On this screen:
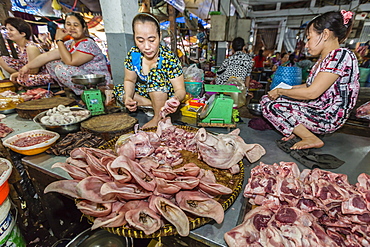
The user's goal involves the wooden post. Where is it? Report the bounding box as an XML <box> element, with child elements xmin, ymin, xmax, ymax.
<box><xmin>142</xmin><ymin>0</ymin><xmax>150</xmax><ymax>13</ymax></box>
<box><xmin>0</xmin><ymin>0</ymin><xmax>11</xmax><ymax>56</ymax></box>
<box><xmin>168</xmin><ymin>4</ymin><xmax>177</xmax><ymax>53</ymax></box>
<box><xmin>0</xmin><ymin>0</ymin><xmax>11</xmax><ymax>24</ymax></box>
<box><xmin>0</xmin><ymin>35</ymin><xmax>9</xmax><ymax>56</ymax></box>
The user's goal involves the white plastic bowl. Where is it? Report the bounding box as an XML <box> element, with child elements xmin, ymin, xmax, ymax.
<box><xmin>3</xmin><ymin>130</ymin><xmax>60</xmax><ymax>155</ymax></box>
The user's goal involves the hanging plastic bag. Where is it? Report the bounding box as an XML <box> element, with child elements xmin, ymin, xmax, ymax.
<box><xmin>227</xmin><ymin>76</ymin><xmax>247</xmax><ymax>107</ymax></box>
<box><xmin>270</xmin><ymin>66</ymin><xmax>302</xmax><ymax>90</ymax></box>
<box><xmin>183</xmin><ymin>64</ymin><xmax>204</xmax><ymax>83</ymax></box>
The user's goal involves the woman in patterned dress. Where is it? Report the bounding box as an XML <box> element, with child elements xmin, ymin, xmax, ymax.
<box><xmin>0</xmin><ymin>17</ymin><xmax>54</xmax><ymax>87</ymax></box>
<box><xmin>215</xmin><ymin>37</ymin><xmax>253</xmax><ymax>88</ymax></box>
<box><xmin>113</xmin><ymin>13</ymin><xmax>186</xmax><ymax>129</ymax></box>
<box><xmin>261</xmin><ymin>10</ymin><xmax>359</xmax><ymax>150</ymax></box>
<box><xmin>19</xmin><ymin>12</ymin><xmax>112</xmax><ymax>95</ymax></box>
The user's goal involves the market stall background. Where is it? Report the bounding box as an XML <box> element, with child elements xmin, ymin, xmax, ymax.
<box><xmin>0</xmin><ymin>0</ymin><xmax>370</xmax><ymax>246</ymax></box>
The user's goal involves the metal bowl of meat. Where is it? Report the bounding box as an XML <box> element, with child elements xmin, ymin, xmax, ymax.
<box><xmin>3</xmin><ymin>130</ymin><xmax>60</xmax><ymax>155</ymax></box>
<box><xmin>71</xmin><ymin>74</ymin><xmax>106</xmax><ymax>86</ymax></box>
<box><xmin>248</xmin><ymin>103</ymin><xmax>262</xmax><ymax>116</ymax></box>
<box><xmin>33</xmin><ymin>106</ymin><xmax>91</xmax><ymax>135</ymax></box>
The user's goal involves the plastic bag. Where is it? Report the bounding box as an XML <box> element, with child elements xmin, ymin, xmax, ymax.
<box><xmin>183</xmin><ymin>64</ymin><xmax>204</xmax><ymax>82</ymax></box>
<box><xmin>270</xmin><ymin>66</ymin><xmax>302</xmax><ymax>90</ymax></box>
<box><xmin>227</xmin><ymin>76</ymin><xmax>247</xmax><ymax>107</ymax></box>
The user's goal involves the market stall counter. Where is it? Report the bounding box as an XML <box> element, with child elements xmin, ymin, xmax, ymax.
<box><xmin>1</xmin><ymin>109</ymin><xmax>370</xmax><ymax>246</ymax></box>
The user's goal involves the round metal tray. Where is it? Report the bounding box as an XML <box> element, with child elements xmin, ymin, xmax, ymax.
<box><xmin>0</xmin><ymin>108</ymin><xmax>16</xmax><ymax>114</ymax></box>
<box><xmin>66</xmin><ymin>228</ymin><xmax>132</xmax><ymax>247</ymax></box>
<box><xmin>71</xmin><ymin>74</ymin><xmax>106</xmax><ymax>86</ymax></box>
<box><xmin>84</xmin><ymin>125</ymin><xmax>244</xmax><ymax>238</ymax></box>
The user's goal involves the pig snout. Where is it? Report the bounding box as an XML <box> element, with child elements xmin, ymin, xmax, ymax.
<box><xmin>196</xmin><ymin>128</ymin><xmax>207</xmax><ymax>142</ymax></box>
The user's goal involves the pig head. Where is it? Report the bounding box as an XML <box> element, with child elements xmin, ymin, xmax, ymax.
<box><xmin>194</xmin><ymin>128</ymin><xmax>266</xmax><ymax>172</ymax></box>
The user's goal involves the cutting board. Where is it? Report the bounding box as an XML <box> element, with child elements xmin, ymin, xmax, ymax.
<box><xmin>16</xmin><ymin>97</ymin><xmax>76</xmax><ymax>119</ymax></box>
<box><xmin>80</xmin><ymin>112</ymin><xmax>138</xmax><ymax>141</ymax></box>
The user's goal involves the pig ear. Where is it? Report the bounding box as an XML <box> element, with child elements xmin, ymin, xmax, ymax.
<box><xmin>244</xmin><ymin>144</ymin><xmax>266</xmax><ymax>163</ymax></box>
<box><xmin>229</xmin><ymin>128</ymin><xmax>240</xmax><ymax>135</ymax></box>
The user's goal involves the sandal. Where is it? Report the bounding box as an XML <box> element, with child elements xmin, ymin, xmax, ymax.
<box><xmin>275</xmin><ymin>137</ymin><xmax>301</xmax><ymax>154</ymax></box>
<box><xmin>290</xmin><ymin>149</ymin><xmax>345</xmax><ymax>169</ymax></box>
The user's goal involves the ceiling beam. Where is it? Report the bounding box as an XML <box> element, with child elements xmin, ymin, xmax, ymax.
<box><xmin>248</xmin><ymin>1</ymin><xmax>369</xmax><ymax>18</ymax></box>
<box><xmin>231</xmin><ymin>0</ymin><xmax>246</xmax><ymax>18</ymax></box>
<box><xmin>241</xmin><ymin>0</ymin><xmax>309</xmax><ymax>5</ymax></box>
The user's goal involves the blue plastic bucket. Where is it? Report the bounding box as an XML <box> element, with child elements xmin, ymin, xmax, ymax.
<box><xmin>185</xmin><ymin>82</ymin><xmax>203</xmax><ymax>97</ymax></box>
<box><xmin>359</xmin><ymin>67</ymin><xmax>370</xmax><ymax>84</ymax></box>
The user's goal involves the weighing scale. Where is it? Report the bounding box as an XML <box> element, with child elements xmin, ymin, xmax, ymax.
<box><xmin>197</xmin><ymin>84</ymin><xmax>241</xmax><ymax>128</ymax></box>
<box><xmin>71</xmin><ymin>74</ymin><xmax>106</xmax><ymax>116</ymax></box>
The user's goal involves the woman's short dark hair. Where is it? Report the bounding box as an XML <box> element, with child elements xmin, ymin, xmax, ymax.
<box><xmin>65</xmin><ymin>12</ymin><xmax>89</xmax><ymax>35</ymax></box>
<box><xmin>132</xmin><ymin>13</ymin><xmax>160</xmax><ymax>37</ymax></box>
<box><xmin>5</xmin><ymin>17</ymin><xmax>32</xmax><ymax>40</ymax></box>
<box><xmin>305</xmin><ymin>10</ymin><xmax>353</xmax><ymax>43</ymax></box>
<box><xmin>232</xmin><ymin>37</ymin><xmax>245</xmax><ymax>51</ymax></box>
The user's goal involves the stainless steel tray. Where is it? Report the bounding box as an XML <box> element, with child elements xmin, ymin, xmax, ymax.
<box><xmin>0</xmin><ymin>108</ymin><xmax>16</xmax><ymax>114</ymax></box>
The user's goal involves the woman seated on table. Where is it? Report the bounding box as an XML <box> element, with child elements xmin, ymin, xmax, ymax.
<box><xmin>19</xmin><ymin>12</ymin><xmax>112</xmax><ymax>96</ymax></box>
<box><xmin>261</xmin><ymin>10</ymin><xmax>359</xmax><ymax>150</ymax></box>
<box><xmin>112</xmin><ymin>13</ymin><xmax>186</xmax><ymax>129</ymax></box>
<box><xmin>0</xmin><ymin>17</ymin><xmax>54</xmax><ymax>87</ymax></box>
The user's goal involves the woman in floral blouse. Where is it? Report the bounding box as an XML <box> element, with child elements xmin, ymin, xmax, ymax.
<box><xmin>0</xmin><ymin>17</ymin><xmax>54</xmax><ymax>87</ymax></box>
<box><xmin>113</xmin><ymin>13</ymin><xmax>186</xmax><ymax>129</ymax></box>
<box><xmin>19</xmin><ymin>12</ymin><xmax>112</xmax><ymax>95</ymax></box>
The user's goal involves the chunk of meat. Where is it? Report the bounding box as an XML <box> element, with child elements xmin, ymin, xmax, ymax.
<box><xmin>152</xmin><ymin>196</ymin><xmax>189</xmax><ymax>237</ymax></box>
<box><xmin>52</xmin><ymin>162</ymin><xmax>88</xmax><ymax>180</ymax></box>
<box><xmin>44</xmin><ymin>180</ymin><xmax>80</xmax><ymax>199</ymax></box>
<box><xmin>125</xmin><ymin>201</ymin><xmax>162</xmax><ymax>235</ymax></box>
<box><xmin>76</xmin><ymin>200</ymin><xmax>112</xmax><ymax>217</ymax></box>
<box><xmin>176</xmin><ymin>191</ymin><xmax>224</xmax><ymax>224</ymax></box>
<box><xmin>224</xmin><ymin>206</ymin><xmax>274</xmax><ymax>246</ymax></box>
<box><xmin>100</xmin><ymin>182</ymin><xmax>152</xmax><ymax>200</ymax></box>
<box><xmin>76</xmin><ymin>176</ymin><xmax>116</xmax><ymax>203</ymax></box>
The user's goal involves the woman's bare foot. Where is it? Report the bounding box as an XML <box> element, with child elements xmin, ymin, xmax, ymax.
<box><xmin>141</xmin><ymin>118</ymin><xmax>160</xmax><ymax>129</ymax></box>
<box><xmin>290</xmin><ymin>136</ymin><xmax>324</xmax><ymax>150</ymax></box>
<box><xmin>282</xmin><ymin>134</ymin><xmax>296</xmax><ymax>141</ymax></box>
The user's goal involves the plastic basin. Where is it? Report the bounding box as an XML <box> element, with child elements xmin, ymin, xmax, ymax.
<box><xmin>185</xmin><ymin>82</ymin><xmax>203</xmax><ymax>97</ymax></box>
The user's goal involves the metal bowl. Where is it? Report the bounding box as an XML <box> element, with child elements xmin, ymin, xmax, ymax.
<box><xmin>66</xmin><ymin>228</ymin><xmax>132</xmax><ymax>247</ymax></box>
<box><xmin>248</xmin><ymin>103</ymin><xmax>262</xmax><ymax>116</ymax></box>
<box><xmin>71</xmin><ymin>74</ymin><xmax>106</xmax><ymax>86</ymax></box>
<box><xmin>33</xmin><ymin>107</ymin><xmax>91</xmax><ymax>135</ymax></box>
<box><xmin>0</xmin><ymin>108</ymin><xmax>16</xmax><ymax>114</ymax></box>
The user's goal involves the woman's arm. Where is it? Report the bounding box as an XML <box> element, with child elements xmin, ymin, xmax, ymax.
<box><xmin>123</xmin><ymin>68</ymin><xmax>138</xmax><ymax>111</ymax></box>
<box><xmin>26</xmin><ymin>45</ymin><xmax>42</xmax><ymax>74</ymax></box>
<box><xmin>291</xmin><ymin>84</ymin><xmax>307</xmax><ymax>89</ymax></box>
<box><xmin>19</xmin><ymin>49</ymin><xmax>60</xmax><ymax>77</ymax></box>
<box><xmin>56</xmin><ymin>40</ymin><xmax>93</xmax><ymax>66</ymax></box>
<box><xmin>268</xmin><ymin>72</ymin><xmax>339</xmax><ymax>100</ymax></box>
<box><xmin>170</xmin><ymin>74</ymin><xmax>186</xmax><ymax>102</ymax></box>
<box><xmin>0</xmin><ymin>57</ymin><xmax>17</xmax><ymax>74</ymax></box>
